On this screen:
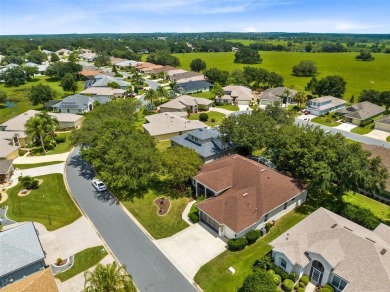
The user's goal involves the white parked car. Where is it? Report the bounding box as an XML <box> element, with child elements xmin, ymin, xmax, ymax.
<box><xmin>92</xmin><ymin>179</ymin><xmax>107</xmax><ymax>192</ymax></box>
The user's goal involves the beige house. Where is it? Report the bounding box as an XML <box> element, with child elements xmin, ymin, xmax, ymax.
<box><xmin>80</xmin><ymin>87</ymin><xmax>125</xmax><ymax>99</ymax></box>
<box><xmin>271</xmin><ymin>207</ymin><xmax>390</xmax><ymax>292</ymax></box>
<box><xmin>0</xmin><ymin>160</ymin><xmax>14</xmax><ymax>183</ymax></box>
<box><xmin>306</xmin><ymin>96</ymin><xmax>346</xmax><ymax>116</ymax></box>
<box><xmin>259</xmin><ymin>87</ymin><xmax>297</xmax><ymax>107</ymax></box>
<box><xmin>220</xmin><ymin>86</ymin><xmax>253</xmax><ymax>105</ymax></box>
<box><xmin>194</xmin><ymin>155</ymin><xmax>307</xmax><ymax>238</ymax></box>
<box><xmin>337</xmin><ymin>101</ymin><xmax>385</xmax><ymax>125</ymax></box>
<box><xmin>142</xmin><ymin>112</ymin><xmax>207</xmax><ymax>140</ymax></box>
<box><xmin>375</xmin><ymin>115</ymin><xmax>390</xmax><ymax>132</ymax></box>
<box><xmin>171</xmin><ymin>71</ymin><xmax>204</xmax><ymax>83</ymax></box>
<box><xmin>159</xmin><ymin>95</ymin><xmax>213</xmax><ymax>113</ymax></box>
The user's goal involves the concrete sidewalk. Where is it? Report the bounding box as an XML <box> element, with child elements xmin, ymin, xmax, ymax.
<box><xmin>209</xmin><ymin>107</ymin><xmax>234</xmax><ymax>115</ymax></box>
<box><xmin>14</xmin><ymin>152</ymin><xmax>70</xmax><ymax>164</ymax></box>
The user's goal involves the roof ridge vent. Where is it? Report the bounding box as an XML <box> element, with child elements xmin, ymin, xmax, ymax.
<box><xmin>380</xmin><ymin>248</ymin><xmax>387</xmax><ymax>255</ymax></box>
<box><xmin>331</xmin><ymin>224</ymin><xmax>338</xmax><ymax>229</ymax></box>
<box><xmin>344</xmin><ymin>226</ymin><xmax>353</xmax><ymax>232</ymax></box>
<box><xmin>260</xmin><ymin>169</ymin><xmax>266</xmax><ymax>172</ymax></box>
<box><xmin>242</xmin><ymin>193</ymin><xmax>248</xmax><ymax>197</ymax></box>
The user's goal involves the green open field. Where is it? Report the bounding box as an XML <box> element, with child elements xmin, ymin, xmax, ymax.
<box><xmin>0</xmin><ymin>76</ymin><xmax>84</xmax><ymax>124</ymax></box>
<box><xmin>173</xmin><ymin>51</ymin><xmax>390</xmax><ymax>99</ymax></box>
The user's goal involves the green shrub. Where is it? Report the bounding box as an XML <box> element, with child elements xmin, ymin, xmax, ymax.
<box><xmin>253</xmin><ymin>255</ymin><xmax>275</xmax><ymax>271</ymax></box>
<box><xmin>273</xmin><ymin>274</ymin><xmax>282</xmax><ymax>285</ymax></box>
<box><xmin>289</xmin><ymin>272</ymin><xmax>298</xmax><ymax>282</ymax></box>
<box><xmin>275</xmin><ymin>266</ymin><xmax>289</xmax><ymax>280</ymax></box>
<box><xmin>239</xmin><ymin>270</ymin><xmax>276</xmax><ymax>292</ymax></box>
<box><xmin>282</xmin><ymin>279</ymin><xmax>294</xmax><ymax>292</ymax></box>
<box><xmin>227</xmin><ymin>237</ymin><xmax>248</xmax><ymax>251</ymax></box>
<box><xmin>55</xmin><ymin>135</ymin><xmax>66</xmax><ymax>143</ymax></box>
<box><xmin>341</xmin><ymin>204</ymin><xmax>381</xmax><ymax>230</ymax></box>
<box><xmin>323</xmin><ymin>284</ymin><xmax>335</xmax><ymax>292</ymax></box>
<box><xmin>297</xmin><ymin>288</ymin><xmax>305</xmax><ymax>292</ymax></box>
<box><xmin>245</xmin><ymin>229</ymin><xmax>260</xmax><ymax>245</ymax></box>
<box><xmin>319</xmin><ymin>288</ymin><xmax>332</xmax><ymax>292</ymax></box>
<box><xmin>265</xmin><ymin>222</ymin><xmax>272</xmax><ymax>233</ymax></box>
<box><xmin>19</xmin><ymin>176</ymin><xmax>39</xmax><ymax>190</ymax></box>
<box><xmin>267</xmin><ymin>269</ymin><xmax>275</xmax><ymax>276</ymax></box>
<box><xmin>199</xmin><ymin>113</ymin><xmax>209</xmax><ymax>121</ymax></box>
<box><xmin>188</xmin><ymin>211</ymin><xmax>199</xmax><ymax>223</ymax></box>
<box><xmin>300</xmin><ymin>275</ymin><xmax>310</xmax><ymax>285</ymax></box>
<box><xmin>299</xmin><ymin>281</ymin><xmax>306</xmax><ymax>288</ymax></box>
<box><xmin>210</xmin><ymin>118</ymin><xmax>216</xmax><ymax>123</ymax></box>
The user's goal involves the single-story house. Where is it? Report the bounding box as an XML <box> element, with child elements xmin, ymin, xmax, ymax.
<box><xmin>142</xmin><ymin>112</ymin><xmax>207</xmax><ymax>140</ymax></box>
<box><xmin>171</xmin><ymin>71</ymin><xmax>204</xmax><ymax>83</ymax></box>
<box><xmin>24</xmin><ymin>62</ymin><xmax>48</xmax><ymax>74</ymax></box>
<box><xmin>152</xmin><ymin>65</ymin><xmax>176</xmax><ymax>74</ymax></box>
<box><xmin>375</xmin><ymin>115</ymin><xmax>390</xmax><ymax>133</ymax></box>
<box><xmin>306</xmin><ymin>96</ymin><xmax>346</xmax><ymax>116</ymax></box>
<box><xmin>221</xmin><ymin>85</ymin><xmax>253</xmax><ymax>105</ymax></box>
<box><xmin>167</xmin><ymin>69</ymin><xmax>187</xmax><ymax>77</ymax></box>
<box><xmin>159</xmin><ymin>95</ymin><xmax>212</xmax><ymax>113</ymax></box>
<box><xmin>79</xmin><ymin>52</ymin><xmax>96</xmax><ymax>62</ymax></box>
<box><xmin>90</xmin><ymin>75</ymin><xmax>130</xmax><ymax>90</ymax></box>
<box><xmin>0</xmin><ymin>159</ymin><xmax>14</xmax><ymax>183</ymax></box>
<box><xmin>259</xmin><ymin>87</ymin><xmax>297</xmax><ymax>107</ymax></box>
<box><xmin>0</xmin><ymin>110</ymin><xmax>83</xmax><ymax>132</ymax></box>
<box><xmin>175</xmin><ymin>80</ymin><xmax>213</xmax><ymax>94</ymax></box>
<box><xmin>170</xmin><ymin>128</ymin><xmax>235</xmax><ymax>163</ymax></box>
<box><xmin>0</xmin><ymin>137</ymin><xmax>19</xmax><ymax>160</ymax></box>
<box><xmin>362</xmin><ymin>145</ymin><xmax>390</xmax><ymax>195</ymax></box>
<box><xmin>80</xmin><ymin>87</ymin><xmax>125</xmax><ymax>100</ymax></box>
<box><xmin>1</xmin><ymin>269</ymin><xmax>58</xmax><ymax>292</ymax></box>
<box><xmin>337</xmin><ymin>101</ymin><xmax>385</xmax><ymax>125</ymax></box>
<box><xmin>51</xmin><ymin>94</ymin><xmax>94</xmax><ymax>114</ymax></box>
<box><xmin>135</xmin><ymin>62</ymin><xmax>163</xmax><ymax>74</ymax></box>
<box><xmin>41</xmin><ymin>49</ymin><xmax>53</xmax><ymax>55</ymax></box>
<box><xmin>78</xmin><ymin>69</ymin><xmax>103</xmax><ymax>78</ymax></box>
<box><xmin>115</xmin><ymin>60</ymin><xmax>139</xmax><ymax>69</ymax></box>
<box><xmin>0</xmin><ymin>222</ymin><xmax>46</xmax><ymax>288</ymax></box>
<box><xmin>55</xmin><ymin>49</ymin><xmax>72</xmax><ymax>56</ymax></box>
<box><xmin>194</xmin><ymin>155</ymin><xmax>307</xmax><ymax>238</ymax></box>
<box><xmin>0</xmin><ymin>63</ymin><xmax>19</xmax><ymax>74</ymax></box>
<box><xmin>270</xmin><ymin>207</ymin><xmax>390</xmax><ymax>292</ymax></box>
<box><xmin>109</xmin><ymin>57</ymin><xmax>127</xmax><ymax>65</ymax></box>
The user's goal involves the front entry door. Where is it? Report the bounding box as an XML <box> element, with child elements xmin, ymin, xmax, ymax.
<box><xmin>312</xmin><ymin>267</ymin><xmax>322</xmax><ymax>283</ymax></box>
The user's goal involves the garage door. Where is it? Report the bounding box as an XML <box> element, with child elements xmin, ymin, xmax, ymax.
<box><xmin>200</xmin><ymin>212</ymin><xmax>219</xmax><ymax>232</ymax></box>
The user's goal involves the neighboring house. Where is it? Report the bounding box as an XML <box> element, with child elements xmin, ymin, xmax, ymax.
<box><xmin>0</xmin><ymin>159</ymin><xmax>14</xmax><ymax>183</ymax></box>
<box><xmin>0</xmin><ymin>110</ymin><xmax>83</xmax><ymax>132</ymax></box>
<box><xmin>306</xmin><ymin>96</ymin><xmax>346</xmax><ymax>116</ymax></box>
<box><xmin>41</xmin><ymin>49</ymin><xmax>53</xmax><ymax>55</ymax></box>
<box><xmin>142</xmin><ymin>112</ymin><xmax>207</xmax><ymax>140</ymax></box>
<box><xmin>337</xmin><ymin>101</ymin><xmax>385</xmax><ymax>125</ymax></box>
<box><xmin>24</xmin><ymin>62</ymin><xmax>48</xmax><ymax>74</ymax></box>
<box><xmin>56</xmin><ymin>49</ymin><xmax>72</xmax><ymax>56</ymax></box>
<box><xmin>375</xmin><ymin>115</ymin><xmax>390</xmax><ymax>132</ymax></box>
<box><xmin>259</xmin><ymin>87</ymin><xmax>297</xmax><ymax>107</ymax></box>
<box><xmin>0</xmin><ymin>135</ymin><xmax>19</xmax><ymax>160</ymax></box>
<box><xmin>109</xmin><ymin>57</ymin><xmax>127</xmax><ymax>65</ymax></box>
<box><xmin>270</xmin><ymin>207</ymin><xmax>390</xmax><ymax>292</ymax></box>
<box><xmin>79</xmin><ymin>52</ymin><xmax>96</xmax><ymax>62</ymax></box>
<box><xmin>194</xmin><ymin>155</ymin><xmax>307</xmax><ymax>238</ymax></box>
<box><xmin>135</xmin><ymin>62</ymin><xmax>163</xmax><ymax>74</ymax></box>
<box><xmin>167</xmin><ymin>69</ymin><xmax>187</xmax><ymax>77</ymax></box>
<box><xmin>0</xmin><ymin>222</ymin><xmax>46</xmax><ymax>288</ymax></box>
<box><xmin>80</xmin><ymin>87</ymin><xmax>125</xmax><ymax>100</ymax></box>
<box><xmin>152</xmin><ymin>65</ymin><xmax>176</xmax><ymax>74</ymax></box>
<box><xmin>175</xmin><ymin>80</ymin><xmax>213</xmax><ymax>94</ymax></box>
<box><xmin>51</xmin><ymin>94</ymin><xmax>94</xmax><ymax>114</ymax></box>
<box><xmin>171</xmin><ymin>71</ymin><xmax>203</xmax><ymax>83</ymax></box>
<box><xmin>115</xmin><ymin>60</ymin><xmax>139</xmax><ymax>69</ymax></box>
<box><xmin>78</xmin><ymin>69</ymin><xmax>103</xmax><ymax>78</ymax></box>
<box><xmin>159</xmin><ymin>95</ymin><xmax>212</xmax><ymax>113</ymax></box>
<box><xmin>170</xmin><ymin>128</ymin><xmax>235</xmax><ymax>163</ymax></box>
<box><xmin>221</xmin><ymin>85</ymin><xmax>253</xmax><ymax>105</ymax></box>
<box><xmin>0</xmin><ymin>63</ymin><xmax>19</xmax><ymax>74</ymax></box>
<box><xmin>89</xmin><ymin>75</ymin><xmax>130</xmax><ymax>90</ymax></box>
<box><xmin>2</xmin><ymin>269</ymin><xmax>58</xmax><ymax>292</ymax></box>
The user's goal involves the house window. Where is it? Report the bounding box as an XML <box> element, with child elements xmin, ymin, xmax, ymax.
<box><xmin>284</xmin><ymin>202</ymin><xmax>288</xmax><ymax>210</ymax></box>
<box><xmin>332</xmin><ymin>275</ymin><xmax>347</xmax><ymax>291</ymax></box>
<box><xmin>280</xmin><ymin>258</ymin><xmax>287</xmax><ymax>269</ymax></box>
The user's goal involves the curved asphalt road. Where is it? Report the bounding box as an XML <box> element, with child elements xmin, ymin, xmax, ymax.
<box><xmin>66</xmin><ymin>147</ymin><xmax>196</xmax><ymax>292</ymax></box>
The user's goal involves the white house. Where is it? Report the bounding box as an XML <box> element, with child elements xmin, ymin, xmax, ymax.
<box><xmin>194</xmin><ymin>155</ymin><xmax>307</xmax><ymax>238</ymax></box>
<box><xmin>270</xmin><ymin>207</ymin><xmax>390</xmax><ymax>292</ymax></box>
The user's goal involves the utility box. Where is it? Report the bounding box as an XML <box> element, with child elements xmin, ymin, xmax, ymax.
<box><xmin>228</xmin><ymin>267</ymin><xmax>235</xmax><ymax>274</ymax></box>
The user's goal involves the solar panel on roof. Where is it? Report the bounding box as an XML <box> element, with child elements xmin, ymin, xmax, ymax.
<box><xmin>60</xmin><ymin>102</ymin><xmax>79</xmax><ymax>109</ymax></box>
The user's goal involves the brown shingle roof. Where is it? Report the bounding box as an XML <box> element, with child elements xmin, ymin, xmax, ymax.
<box><xmin>2</xmin><ymin>269</ymin><xmax>58</xmax><ymax>292</ymax></box>
<box><xmin>196</xmin><ymin>155</ymin><xmax>304</xmax><ymax>233</ymax></box>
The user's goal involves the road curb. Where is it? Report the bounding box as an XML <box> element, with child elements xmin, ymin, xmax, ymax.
<box><xmin>62</xmin><ymin>148</ymin><xmax>123</xmax><ymax>270</ymax></box>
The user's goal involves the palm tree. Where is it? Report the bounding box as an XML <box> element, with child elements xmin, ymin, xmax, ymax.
<box><xmin>156</xmin><ymin>86</ymin><xmax>168</xmax><ymax>104</ymax></box>
<box><xmin>211</xmin><ymin>83</ymin><xmax>225</xmax><ymax>104</ymax></box>
<box><xmin>84</xmin><ymin>262</ymin><xmax>136</xmax><ymax>292</ymax></box>
<box><xmin>295</xmin><ymin>91</ymin><xmax>307</xmax><ymax>108</ymax></box>
<box><xmin>25</xmin><ymin>111</ymin><xmax>58</xmax><ymax>153</ymax></box>
<box><xmin>144</xmin><ymin>88</ymin><xmax>157</xmax><ymax>106</ymax></box>
<box><xmin>283</xmin><ymin>88</ymin><xmax>292</xmax><ymax>108</ymax></box>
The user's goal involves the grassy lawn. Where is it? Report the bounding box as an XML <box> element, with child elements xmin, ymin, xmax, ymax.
<box><xmin>173</xmin><ymin>51</ymin><xmax>390</xmax><ymax>99</ymax></box>
<box><xmin>122</xmin><ymin>190</ymin><xmax>189</xmax><ymax>239</ymax></box>
<box><xmin>216</xmin><ymin>104</ymin><xmax>239</xmax><ymax>111</ymax></box>
<box><xmin>189</xmin><ymin>111</ymin><xmax>226</xmax><ymax>127</ymax></box>
<box><xmin>311</xmin><ymin>115</ymin><xmax>342</xmax><ymax>127</ymax></box>
<box><xmin>56</xmin><ymin>246</ymin><xmax>108</xmax><ymax>282</ymax></box>
<box><xmin>1</xmin><ymin>173</ymin><xmax>81</xmax><ymax>231</ymax></box>
<box><xmin>156</xmin><ymin>140</ymin><xmax>171</xmax><ymax>152</ymax></box>
<box><xmin>194</xmin><ymin>210</ymin><xmax>307</xmax><ymax>292</ymax></box>
<box><xmin>0</xmin><ymin>76</ymin><xmax>84</xmax><ymax>124</ymax></box>
<box><xmin>30</xmin><ymin>132</ymin><xmax>73</xmax><ymax>156</ymax></box>
<box><xmin>351</xmin><ymin>122</ymin><xmax>375</xmax><ymax>135</ymax></box>
<box><xmin>343</xmin><ymin>191</ymin><xmax>390</xmax><ymax>223</ymax></box>
<box><xmin>14</xmin><ymin>161</ymin><xmax>64</xmax><ymax>169</ymax></box>
<box><xmin>188</xmin><ymin>91</ymin><xmax>214</xmax><ymax>100</ymax></box>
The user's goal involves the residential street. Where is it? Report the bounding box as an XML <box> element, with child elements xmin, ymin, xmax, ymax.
<box><xmin>65</xmin><ymin>147</ymin><xmax>196</xmax><ymax>292</ymax></box>
<box><xmin>144</xmin><ymin>79</ymin><xmax>160</xmax><ymax>90</ymax></box>
<box><xmin>295</xmin><ymin>117</ymin><xmax>390</xmax><ymax>148</ymax></box>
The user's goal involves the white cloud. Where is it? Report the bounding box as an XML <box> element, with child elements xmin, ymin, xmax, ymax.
<box><xmin>243</xmin><ymin>26</ymin><xmax>257</xmax><ymax>32</ymax></box>
<box><xmin>335</xmin><ymin>22</ymin><xmax>381</xmax><ymax>31</ymax></box>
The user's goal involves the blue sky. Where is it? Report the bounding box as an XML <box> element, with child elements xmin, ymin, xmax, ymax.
<box><xmin>1</xmin><ymin>0</ymin><xmax>389</xmax><ymax>35</ymax></box>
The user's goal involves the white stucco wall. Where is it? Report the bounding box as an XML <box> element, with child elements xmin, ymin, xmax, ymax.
<box><xmin>272</xmin><ymin>251</ymin><xmax>295</xmax><ymax>274</ymax></box>
<box><xmin>303</xmin><ymin>253</ymin><xmax>333</xmax><ymax>286</ymax></box>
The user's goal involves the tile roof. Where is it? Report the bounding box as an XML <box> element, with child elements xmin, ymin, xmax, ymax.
<box><xmin>92</xmin><ymin>76</ymin><xmax>130</xmax><ymax>87</ymax></box>
<box><xmin>338</xmin><ymin>101</ymin><xmax>385</xmax><ymax>121</ymax></box>
<box><xmin>79</xmin><ymin>69</ymin><xmax>103</xmax><ymax>77</ymax></box>
<box><xmin>260</xmin><ymin>87</ymin><xmax>297</xmax><ymax>100</ymax></box>
<box><xmin>308</xmin><ymin>96</ymin><xmax>346</xmax><ymax>110</ymax></box>
<box><xmin>0</xmin><ymin>159</ymin><xmax>13</xmax><ymax>174</ymax></box>
<box><xmin>196</xmin><ymin>155</ymin><xmax>304</xmax><ymax>233</ymax></box>
<box><xmin>172</xmin><ymin>71</ymin><xmax>203</xmax><ymax>81</ymax></box>
<box><xmin>2</xmin><ymin>269</ymin><xmax>58</xmax><ymax>292</ymax></box>
<box><xmin>152</xmin><ymin>65</ymin><xmax>176</xmax><ymax>73</ymax></box>
<box><xmin>159</xmin><ymin>95</ymin><xmax>212</xmax><ymax>110</ymax></box>
<box><xmin>270</xmin><ymin>207</ymin><xmax>390</xmax><ymax>292</ymax></box>
<box><xmin>143</xmin><ymin>112</ymin><xmax>207</xmax><ymax>136</ymax></box>
<box><xmin>362</xmin><ymin>145</ymin><xmax>390</xmax><ymax>192</ymax></box>
<box><xmin>167</xmin><ymin>69</ymin><xmax>187</xmax><ymax>76</ymax></box>
<box><xmin>0</xmin><ymin>222</ymin><xmax>45</xmax><ymax>278</ymax></box>
<box><xmin>223</xmin><ymin>85</ymin><xmax>253</xmax><ymax>102</ymax></box>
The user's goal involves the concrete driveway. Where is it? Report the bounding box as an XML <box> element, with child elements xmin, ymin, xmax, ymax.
<box><xmin>155</xmin><ymin>223</ymin><xmax>226</xmax><ymax>279</ymax></box>
<box><xmin>13</xmin><ymin>152</ymin><xmax>70</xmax><ymax>164</ymax></box>
<box><xmin>334</xmin><ymin>123</ymin><xmax>357</xmax><ymax>132</ymax></box>
<box><xmin>209</xmin><ymin>107</ymin><xmax>233</xmax><ymax>115</ymax></box>
<box><xmin>36</xmin><ymin>217</ymin><xmax>103</xmax><ymax>264</ymax></box>
<box><xmin>364</xmin><ymin>129</ymin><xmax>390</xmax><ymax>141</ymax></box>
<box><xmin>296</xmin><ymin>114</ymin><xmax>317</xmax><ymax>121</ymax></box>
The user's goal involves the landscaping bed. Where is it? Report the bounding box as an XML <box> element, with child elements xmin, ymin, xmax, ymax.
<box><xmin>189</xmin><ymin>111</ymin><xmax>226</xmax><ymax>127</ymax></box>
<box><xmin>154</xmin><ymin>197</ymin><xmax>171</xmax><ymax>216</ymax></box>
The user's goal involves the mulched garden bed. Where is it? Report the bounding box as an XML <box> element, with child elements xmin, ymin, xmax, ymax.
<box><xmin>154</xmin><ymin>197</ymin><xmax>171</xmax><ymax>216</ymax></box>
